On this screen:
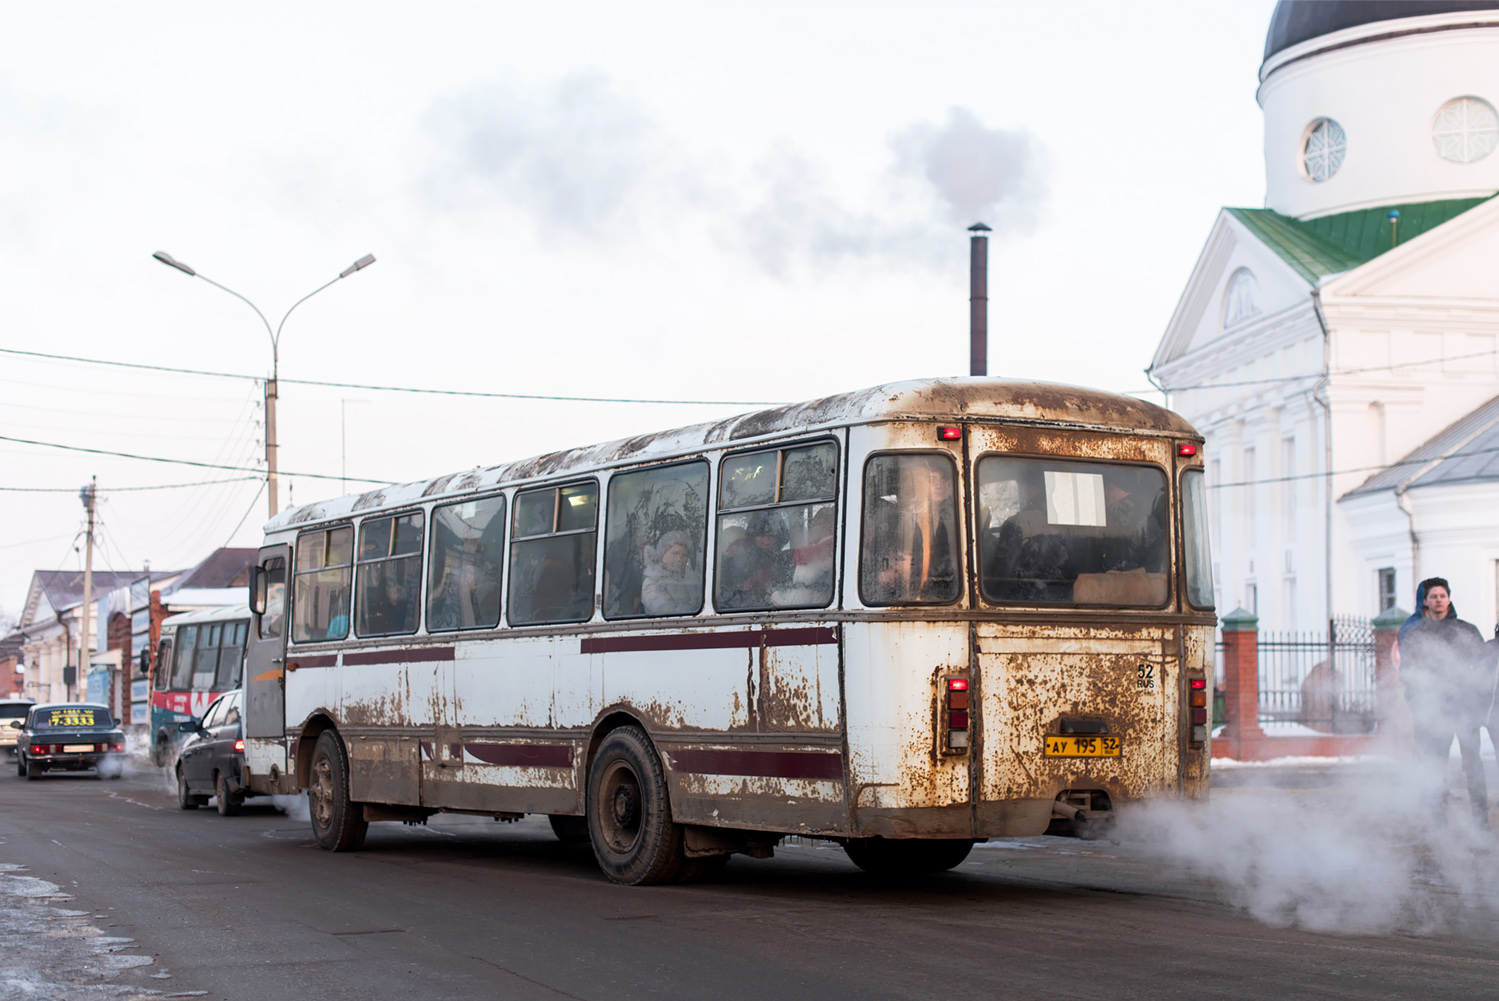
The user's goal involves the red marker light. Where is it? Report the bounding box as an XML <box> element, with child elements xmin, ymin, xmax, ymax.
<box><xmin>1178</xmin><ymin>443</ymin><xmax>1199</xmax><ymax>456</ymax></box>
<box><xmin>234</xmin><ymin>739</ymin><xmax>245</xmax><ymax>752</ymax></box>
<box><xmin>938</xmin><ymin>426</ymin><xmax>962</xmax><ymax>441</ymax></box>
<box><xmin>1190</xmin><ymin>678</ymin><xmax>1207</xmax><ymax>690</ymax></box>
<box><xmin>947</xmin><ymin>678</ymin><xmax>968</xmax><ymax>691</ymax></box>
<box><xmin>948</xmin><ymin>710</ymin><xmax>970</xmax><ymax>730</ymax></box>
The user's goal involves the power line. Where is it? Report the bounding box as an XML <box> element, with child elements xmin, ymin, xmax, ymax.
<box><xmin>0</xmin><ymin>476</ymin><xmax>264</xmax><ymax>494</ymax></box>
<box><xmin>0</xmin><ymin>346</ymin><xmax>785</xmax><ymax>407</ymax></box>
<box><xmin>1207</xmin><ymin>443</ymin><xmax>1499</xmax><ymax>490</ymax></box>
<box><xmin>0</xmin><ymin>434</ymin><xmax>390</xmax><ymax>485</ymax></box>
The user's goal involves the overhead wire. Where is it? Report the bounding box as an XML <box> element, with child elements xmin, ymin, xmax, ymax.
<box><xmin>0</xmin><ymin>346</ymin><xmax>785</xmax><ymax>406</ymax></box>
<box><xmin>0</xmin><ymin>434</ymin><xmax>389</xmax><ymax>484</ymax></box>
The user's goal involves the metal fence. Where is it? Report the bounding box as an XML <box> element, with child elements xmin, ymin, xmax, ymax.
<box><xmin>1257</xmin><ymin>616</ymin><xmax>1378</xmax><ymax>733</ymax></box>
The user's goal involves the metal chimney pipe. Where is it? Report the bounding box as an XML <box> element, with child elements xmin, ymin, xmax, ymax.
<box><xmin>968</xmin><ymin>222</ymin><xmax>991</xmax><ymax>377</ymax></box>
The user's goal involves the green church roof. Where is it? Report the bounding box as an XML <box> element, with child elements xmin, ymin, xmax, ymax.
<box><xmin>1226</xmin><ymin>195</ymin><xmax>1493</xmax><ymax>284</ymax></box>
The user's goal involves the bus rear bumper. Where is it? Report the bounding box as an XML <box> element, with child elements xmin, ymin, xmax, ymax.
<box><xmin>851</xmin><ymin>798</ymin><xmax>1055</xmax><ymax>840</ymax></box>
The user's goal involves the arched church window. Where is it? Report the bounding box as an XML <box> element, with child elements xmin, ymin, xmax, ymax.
<box><xmin>1300</xmin><ymin>118</ymin><xmax>1346</xmax><ymax>183</ymax></box>
<box><xmin>1222</xmin><ymin>268</ymin><xmax>1260</xmax><ymax>329</ymax></box>
<box><xmin>1432</xmin><ymin>97</ymin><xmax>1499</xmax><ymax>164</ymax></box>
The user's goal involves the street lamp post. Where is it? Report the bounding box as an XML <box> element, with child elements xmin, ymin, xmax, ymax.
<box><xmin>152</xmin><ymin>251</ymin><xmax>375</xmax><ymax>518</ymax></box>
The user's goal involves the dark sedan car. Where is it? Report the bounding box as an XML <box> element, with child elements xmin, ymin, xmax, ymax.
<box><xmin>12</xmin><ymin>703</ymin><xmax>125</xmax><ymax>780</ymax></box>
<box><xmin>176</xmin><ymin>689</ymin><xmax>253</xmax><ymax>816</ymax></box>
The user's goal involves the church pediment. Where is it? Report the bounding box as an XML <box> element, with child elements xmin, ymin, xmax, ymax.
<box><xmin>1325</xmin><ymin>194</ymin><xmax>1499</xmax><ymax>300</ymax></box>
<box><xmin>1151</xmin><ymin>210</ymin><xmax>1317</xmax><ymax>372</ymax></box>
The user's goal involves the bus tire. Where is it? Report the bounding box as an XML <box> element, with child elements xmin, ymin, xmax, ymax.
<box><xmin>548</xmin><ymin>814</ymin><xmax>590</xmax><ymax>844</ymax></box>
<box><xmin>309</xmin><ymin>730</ymin><xmax>367</xmax><ymax>852</ymax></box>
<box><xmin>215</xmin><ymin>773</ymin><xmax>242</xmax><ymax>817</ymax></box>
<box><xmin>587</xmin><ymin>726</ymin><xmax>686</xmax><ymax>885</ymax></box>
<box><xmin>153</xmin><ymin>732</ymin><xmax>172</xmax><ymax>768</ymax></box>
<box><xmin>842</xmin><ymin>837</ymin><xmax>974</xmax><ymax>876</ymax></box>
<box><xmin>177</xmin><ymin>766</ymin><xmax>206</xmax><ymax>809</ymax></box>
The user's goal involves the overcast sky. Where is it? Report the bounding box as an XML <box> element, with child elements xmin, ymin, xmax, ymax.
<box><xmin>0</xmin><ymin>1</ymin><xmax>1275</xmax><ymax>619</ymax></box>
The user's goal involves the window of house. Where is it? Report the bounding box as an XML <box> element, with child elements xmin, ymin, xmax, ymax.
<box><xmin>355</xmin><ymin>511</ymin><xmax>425</xmax><ymax>637</ymax></box>
<box><xmin>715</xmin><ymin>441</ymin><xmax>838</xmax><ymax>612</ymax></box>
<box><xmin>292</xmin><ymin>526</ymin><xmax>353</xmax><ymax>643</ymax></box>
<box><xmin>428</xmin><ymin>496</ymin><xmax>506</xmax><ymax>632</ymax></box>
<box><xmin>604</xmin><ymin>462</ymin><xmax>709</xmax><ymax>619</ymax></box>
<box><xmin>508</xmin><ymin>482</ymin><xmax>598</xmax><ymax>625</ymax></box>
<box><xmin>1378</xmin><ymin>567</ymin><xmax>1397</xmax><ymax>613</ymax></box>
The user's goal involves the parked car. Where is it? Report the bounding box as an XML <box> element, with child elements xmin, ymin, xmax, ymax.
<box><xmin>12</xmin><ymin>703</ymin><xmax>125</xmax><ymax>780</ymax></box>
<box><xmin>0</xmin><ymin>700</ymin><xmax>36</xmax><ymax>758</ymax></box>
<box><xmin>176</xmin><ymin>689</ymin><xmax>253</xmax><ymax>815</ymax></box>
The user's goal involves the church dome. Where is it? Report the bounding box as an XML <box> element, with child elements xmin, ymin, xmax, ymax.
<box><xmin>1265</xmin><ymin>1</ymin><xmax>1499</xmax><ymax>64</ymax></box>
<box><xmin>1257</xmin><ymin>0</ymin><xmax>1499</xmax><ymax>219</ymax></box>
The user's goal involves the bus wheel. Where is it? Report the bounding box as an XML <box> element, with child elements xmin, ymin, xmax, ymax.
<box><xmin>215</xmin><ymin>773</ymin><xmax>242</xmax><ymax>817</ymax></box>
<box><xmin>548</xmin><ymin>814</ymin><xmax>589</xmax><ymax>844</ymax></box>
<box><xmin>152</xmin><ymin>733</ymin><xmax>172</xmax><ymax>768</ymax></box>
<box><xmin>309</xmin><ymin>731</ymin><xmax>368</xmax><ymax>852</ymax></box>
<box><xmin>177</xmin><ymin>766</ymin><xmax>206</xmax><ymax>809</ymax></box>
<box><xmin>587</xmin><ymin>726</ymin><xmax>686</xmax><ymax>885</ymax></box>
<box><xmin>842</xmin><ymin>837</ymin><xmax>974</xmax><ymax>876</ymax></box>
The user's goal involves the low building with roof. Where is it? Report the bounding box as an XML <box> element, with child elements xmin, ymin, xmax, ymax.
<box><xmin>1148</xmin><ymin>1</ymin><xmax>1499</xmax><ymax>635</ymax></box>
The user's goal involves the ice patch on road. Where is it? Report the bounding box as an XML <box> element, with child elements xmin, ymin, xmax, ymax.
<box><xmin>0</xmin><ymin>860</ymin><xmax>165</xmax><ymax>998</ymax></box>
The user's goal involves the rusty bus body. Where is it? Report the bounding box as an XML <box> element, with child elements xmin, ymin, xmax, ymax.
<box><xmin>242</xmin><ymin>377</ymin><xmax>1215</xmax><ymax>882</ymax></box>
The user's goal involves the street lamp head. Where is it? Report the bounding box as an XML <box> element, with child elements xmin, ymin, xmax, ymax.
<box><xmin>152</xmin><ymin>251</ymin><xmax>196</xmax><ymax>277</ymax></box>
<box><xmin>340</xmin><ymin>254</ymin><xmax>376</xmax><ymax>279</ymax></box>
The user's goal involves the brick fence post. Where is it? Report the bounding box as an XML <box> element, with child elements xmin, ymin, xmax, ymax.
<box><xmin>1372</xmin><ymin>605</ymin><xmax>1412</xmax><ymax>755</ymax></box>
<box><xmin>1216</xmin><ymin>607</ymin><xmax>1264</xmax><ymax>760</ymax></box>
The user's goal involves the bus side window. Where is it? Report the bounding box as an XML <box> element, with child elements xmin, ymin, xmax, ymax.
<box><xmin>169</xmin><ymin>626</ymin><xmax>198</xmax><ymax>691</ymax></box>
<box><xmin>603</xmin><ymin>461</ymin><xmax>708</xmax><ymax>619</ymax></box>
<box><xmin>715</xmin><ymin>441</ymin><xmax>838</xmax><ymax>612</ymax></box>
<box><xmin>216</xmin><ymin>620</ymin><xmax>247</xmax><ymax>690</ymax></box>
<box><xmin>859</xmin><ymin>453</ymin><xmax>961</xmax><ymax>606</ymax></box>
<box><xmin>428</xmin><ymin>495</ymin><xmax>506</xmax><ymax>632</ymax></box>
<box><xmin>355</xmin><ymin>511</ymin><xmax>425</xmax><ymax>637</ymax></box>
<box><xmin>257</xmin><ymin>557</ymin><xmax>286</xmax><ymax>640</ymax></box>
<box><xmin>154</xmin><ymin>638</ymin><xmax>172</xmax><ymax>684</ymax></box>
<box><xmin>508</xmin><ymin>481</ymin><xmax>597</xmax><ymax>626</ymax></box>
<box><xmin>292</xmin><ymin>526</ymin><xmax>353</xmax><ymax>643</ymax></box>
<box><xmin>193</xmin><ymin>623</ymin><xmax>222</xmax><ymax>691</ymax></box>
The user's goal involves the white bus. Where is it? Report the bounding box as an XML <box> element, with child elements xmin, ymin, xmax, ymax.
<box><xmin>243</xmin><ymin>377</ymin><xmax>1215</xmax><ymax>884</ymax></box>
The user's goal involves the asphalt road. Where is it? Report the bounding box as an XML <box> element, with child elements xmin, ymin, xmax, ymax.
<box><xmin>2</xmin><ymin>760</ymin><xmax>1497</xmax><ymax>1001</ymax></box>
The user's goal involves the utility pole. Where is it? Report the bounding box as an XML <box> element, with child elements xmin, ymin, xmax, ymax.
<box><xmin>266</xmin><ymin>376</ymin><xmax>279</xmax><ymax>517</ymax></box>
<box><xmin>968</xmin><ymin>222</ymin><xmax>991</xmax><ymax>377</ymax></box>
<box><xmin>78</xmin><ymin>477</ymin><xmax>96</xmax><ymax>701</ymax></box>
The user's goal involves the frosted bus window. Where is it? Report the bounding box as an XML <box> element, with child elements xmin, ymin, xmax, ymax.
<box><xmin>603</xmin><ymin>461</ymin><xmax>709</xmax><ymax>619</ymax></box>
<box><xmin>292</xmin><ymin>525</ymin><xmax>354</xmax><ymax>643</ymax></box>
<box><xmin>355</xmin><ymin>511</ymin><xmax>425</xmax><ymax>637</ymax></box>
<box><xmin>508</xmin><ymin>482</ymin><xmax>598</xmax><ymax>626</ymax></box>
<box><xmin>427</xmin><ymin>495</ymin><xmax>506</xmax><ymax>632</ymax></box>
<box><xmin>978</xmin><ymin>457</ymin><xmax>1169</xmax><ymax>607</ymax></box>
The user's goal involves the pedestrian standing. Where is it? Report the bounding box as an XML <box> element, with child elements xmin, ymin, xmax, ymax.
<box><xmin>1398</xmin><ymin>578</ymin><xmax>1491</xmax><ymax>829</ymax></box>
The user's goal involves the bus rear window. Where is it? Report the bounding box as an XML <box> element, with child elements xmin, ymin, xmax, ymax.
<box><xmin>860</xmin><ymin>453</ymin><xmax>960</xmax><ymax>605</ymax></box>
<box><xmin>977</xmin><ymin>456</ymin><xmax>1169</xmax><ymax>607</ymax></box>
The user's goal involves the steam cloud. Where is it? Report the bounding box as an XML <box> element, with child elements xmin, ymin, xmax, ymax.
<box><xmin>1122</xmin><ymin>757</ymin><xmax>1499</xmax><ymax>936</ymax></box>
<box><xmin>425</xmin><ymin>75</ymin><xmax>1047</xmax><ymax>275</ymax></box>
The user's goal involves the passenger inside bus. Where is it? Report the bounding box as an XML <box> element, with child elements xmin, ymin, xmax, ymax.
<box><xmin>860</xmin><ymin>454</ymin><xmax>959</xmax><ymax>604</ymax></box>
<box><xmin>640</xmin><ymin>530</ymin><xmax>701</xmax><ymax>615</ymax></box>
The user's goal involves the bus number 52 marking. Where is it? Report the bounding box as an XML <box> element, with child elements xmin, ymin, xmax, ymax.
<box><xmin>1136</xmin><ymin>665</ymin><xmax>1155</xmax><ymax>691</ymax></box>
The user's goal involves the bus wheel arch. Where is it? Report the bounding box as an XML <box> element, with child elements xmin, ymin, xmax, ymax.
<box><xmin>294</xmin><ymin>712</ymin><xmax>340</xmax><ymax>789</ymax></box>
<box><xmin>582</xmin><ymin>708</ymin><xmax>656</xmax><ymax>795</ymax></box>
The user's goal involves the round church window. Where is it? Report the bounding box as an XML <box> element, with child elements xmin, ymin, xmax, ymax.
<box><xmin>1432</xmin><ymin>96</ymin><xmax>1499</xmax><ymax>164</ymax></box>
<box><xmin>1300</xmin><ymin>118</ymin><xmax>1346</xmax><ymax>183</ymax></box>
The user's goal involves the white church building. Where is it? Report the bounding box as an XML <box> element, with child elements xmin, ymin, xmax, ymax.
<box><xmin>1149</xmin><ymin>1</ymin><xmax>1499</xmax><ymax>639</ymax></box>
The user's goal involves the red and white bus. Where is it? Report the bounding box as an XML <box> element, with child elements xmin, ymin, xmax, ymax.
<box><xmin>242</xmin><ymin>377</ymin><xmax>1215</xmax><ymax>884</ymax></box>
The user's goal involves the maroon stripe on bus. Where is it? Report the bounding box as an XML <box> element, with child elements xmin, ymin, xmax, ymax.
<box><xmin>343</xmin><ymin>647</ymin><xmax>456</xmax><ymax>666</ymax></box>
<box><xmin>464</xmin><ymin>743</ymin><xmax>573</xmax><ymax>768</ymax></box>
<box><xmin>580</xmin><ymin>626</ymin><xmax>838</xmax><ymax>655</ymax></box>
<box><xmin>287</xmin><ymin>655</ymin><xmax>337</xmax><ymax>669</ymax></box>
<box><xmin>669</xmin><ymin>748</ymin><xmax>844</xmax><ymax>780</ymax></box>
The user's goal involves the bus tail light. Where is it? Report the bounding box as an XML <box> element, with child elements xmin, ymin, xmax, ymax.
<box><xmin>938</xmin><ymin>426</ymin><xmax>963</xmax><ymax>441</ymax></box>
<box><xmin>1189</xmin><ymin>678</ymin><xmax>1208</xmax><ymax>744</ymax></box>
<box><xmin>234</xmin><ymin>739</ymin><xmax>245</xmax><ymax>752</ymax></box>
<box><xmin>946</xmin><ymin>678</ymin><xmax>970</xmax><ymax>750</ymax></box>
<box><xmin>1178</xmin><ymin>443</ymin><xmax>1199</xmax><ymax>456</ymax></box>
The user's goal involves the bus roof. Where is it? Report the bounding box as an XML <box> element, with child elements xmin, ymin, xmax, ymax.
<box><xmin>161</xmin><ymin>604</ymin><xmax>250</xmax><ymax>629</ymax></box>
<box><xmin>265</xmin><ymin>376</ymin><xmax>1196</xmax><ymax>534</ymax></box>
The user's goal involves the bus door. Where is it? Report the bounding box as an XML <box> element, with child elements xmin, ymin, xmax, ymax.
<box><xmin>967</xmin><ymin>427</ymin><xmax>1179</xmax><ymax>820</ymax></box>
<box><xmin>245</xmin><ymin>545</ymin><xmax>290</xmax><ymax>791</ymax></box>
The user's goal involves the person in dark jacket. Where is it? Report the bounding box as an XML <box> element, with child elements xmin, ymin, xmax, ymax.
<box><xmin>1398</xmin><ymin>577</ymin><xmax>1492</xmax><ymax>828</ymax></box>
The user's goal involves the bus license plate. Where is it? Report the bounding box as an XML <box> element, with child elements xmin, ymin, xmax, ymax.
<box><xmin>1043</xmin><ymin>735</ymin><xmax>1121</xmax><ymax>758</ymax></box>
<box><xmin>63</xmin><ymin>744</ymin><xmax>94</xmax><ymax>753</ymax></box>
